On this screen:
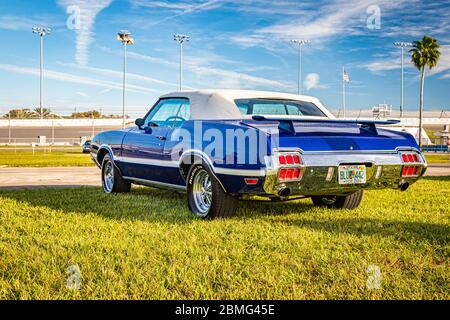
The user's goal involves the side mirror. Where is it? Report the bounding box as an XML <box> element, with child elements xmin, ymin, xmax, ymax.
<box><xmin>135</xmin><ymin>118</ymin><xmax>145</xmax><ymax>129</ymax></box>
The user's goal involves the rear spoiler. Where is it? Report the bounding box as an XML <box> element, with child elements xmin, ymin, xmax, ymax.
<box><xmin>251</xmin><ymin>116</ymin><xmax>400</xmax><ymax>135</ymax></box>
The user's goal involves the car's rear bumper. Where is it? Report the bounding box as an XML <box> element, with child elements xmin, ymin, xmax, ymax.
<box><xmin>262</xmin><ymin>149</ymin><xmax>427</xmax><ymax>196</ymax></box>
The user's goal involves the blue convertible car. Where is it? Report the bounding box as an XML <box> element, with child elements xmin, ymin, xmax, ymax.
<box><xmin>90</xmin><ymin>90</ymin><xmax>426</xmax><ymax>219</ymax></box>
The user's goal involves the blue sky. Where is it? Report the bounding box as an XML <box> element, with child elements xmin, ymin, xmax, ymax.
<box><xmin>0</xmin><ymin>0</ymin><xmax>449</xmax><ymax>117</ymax></box>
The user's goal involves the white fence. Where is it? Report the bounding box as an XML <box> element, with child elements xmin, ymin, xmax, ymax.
<box><xmin>0</xmin><ymin>118</ymin><xmax>136</xmax><ymax>127</ymax></box>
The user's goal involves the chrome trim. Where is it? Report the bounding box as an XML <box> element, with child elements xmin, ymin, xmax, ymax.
<box><xmin>117</xmin><ymin>156</ymin><xmax>179</xmax><ymax>168</ymax></box>
<box><xmin>263</xmin><ymin>148</ymin><xmax>426</xmax><ymax>196</ymax></box>
<box><xmin>213</xmin><ymin>167</ymin><xmax>265</xmax><ymax>176</ymax></box>
<box><xmin>116</xmin><ymin>151</ymin><xmax>265</xmax><ymax>176</ymax></box>
<box><xmin>123</xmin><ymin>176</ymin><xmax>187</xmax><ymax>192</ymax></box>
<box><xmin>274</xmin><ymin>146</ymin><xmax>421</xmax><ymax>155</ymax></box>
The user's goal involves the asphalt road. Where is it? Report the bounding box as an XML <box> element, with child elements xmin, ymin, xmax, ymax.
<box><xmin>0</xmin><ymin>167</ymin><xmax>100</xmax><ymax>189</ymax></box>
<box><xmin>0</xmin><ymin>165</ymin><xmax>448</xmax><ymax>190</ymax></box>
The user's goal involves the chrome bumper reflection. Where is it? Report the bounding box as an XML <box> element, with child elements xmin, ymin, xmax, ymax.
<box><xmin>263</xmin><ymin>150</ymin><xmax>427</xmax><ymax>196</ymax></box>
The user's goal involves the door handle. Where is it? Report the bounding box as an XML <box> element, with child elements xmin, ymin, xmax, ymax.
<box><xmin>156</xmin><ymin>136</ymin><xmax>166</xmax><ymax>141</ymax></box>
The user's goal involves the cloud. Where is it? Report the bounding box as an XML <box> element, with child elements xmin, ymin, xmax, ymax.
<box><xmin>229</xmin><ymin>0</ymin><xmax>410</xmax><ymax>50</ymax></box>
<box><xmin>0</xmin><ymin>63</ymin><xmax>157</xmax><ymax>94</ymax></box>
<box><xmin>364</xmin><ymin>45</ymin><xmax>450</xmax><ymax>78</ymax></box>
<box><xmin>187</xmin><ymin>64</ymin><xmax>291</xmax><ymax>90</ymax></box>
<box><xmin>130</xmin><ymin>0</ymin><xmax>222</xmax><ymax>26</ymax></box>
<box><xmin>76</xmin><ymin>91</ymin><xmax>89</xmax><ymax>97</ymax></box>
<box><xmin>57</xmin><ymin>0</ymin><xmax>113</xmax><ymax>66</ymax></box>
<box><xmin>0</xmin><ymin>16</ymin><xmax>44</xmax><ymax>31</ymax></box>
<box><xmin>65</xmin><ymin>63</ymin><xmax>178</xmax><ymax>87</ymax></box>
<box><xmin>427</xmin><ymin>45</ymin><xmax>450</xmax><ymax>79</ymax></box>
<box><xmin>303</xmin><ymin>73</ymin><xmax>321</xmax><ymax>90</ymax></box>
<box><xmin>123</xmin><ymin>49</ymin><xmax>291</xmax><ymax>90</ymax></box>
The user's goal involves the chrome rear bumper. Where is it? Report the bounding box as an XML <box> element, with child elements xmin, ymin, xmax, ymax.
<box><xmin>263</xmin><ymin>149</ymin><xmax>427</xmax><ymax>196</ymax></box>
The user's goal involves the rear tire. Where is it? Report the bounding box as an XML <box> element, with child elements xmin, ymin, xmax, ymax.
<box><xmin>101</xmin><ymin>154</ymin><xmax>131</xmax><ymax>193</ymax></box>
<box><xmin>311</xmin><ymin>190</ymin><xmax>363</xmax><ymax>209</ymax></box>
<box><xmin>187</xmin><ymin>162</ymin><xmax>238</xmax><ymax>219</ymax></box>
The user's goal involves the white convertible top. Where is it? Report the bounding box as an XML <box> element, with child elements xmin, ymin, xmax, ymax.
<box><xmin>160</xmin><ymin>89</ymin><xmax>334</xmax><ymax>120</ymax></box>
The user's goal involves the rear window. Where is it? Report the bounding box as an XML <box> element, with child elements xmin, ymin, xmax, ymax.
<box><xmin>235</xmin><ymin>99</ymin><xmax>326</xmax><ymax>117</ymax></box>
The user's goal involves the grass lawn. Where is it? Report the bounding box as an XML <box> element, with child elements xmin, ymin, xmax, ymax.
<box><xmin>425</xmin><ymin>154</ymin><xmax>450</xmax><ymax>164</ymax></box>
<box><xmin>0</xmin><ymin>177</ymin><xmax>448</xmax><ymax>300</ymax></box>
<box><xmin>0</xmin><ymin>150</ymin><xmax>94</xmax><ymax>167</ymax></box>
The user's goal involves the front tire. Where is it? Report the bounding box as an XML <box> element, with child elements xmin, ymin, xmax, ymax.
<box><xmin>101</xmin><ymin>154</ymin><xmax>131</xmax><ymax>193</ymax></box>
<box><xmin>311</xmin><ymin>190</ymin><xmax>363</xmax><ymax>209</ymax></box>
<box><xmin>187</xmin><ymin>163</ymin><xmax>238</xmax><ymax>219</ymax></box>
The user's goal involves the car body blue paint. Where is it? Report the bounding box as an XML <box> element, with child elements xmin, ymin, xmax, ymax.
<box><xmin>91</xmin><ymin>111</ymin><xmax>419</xmax><ymax>195</ymax></box>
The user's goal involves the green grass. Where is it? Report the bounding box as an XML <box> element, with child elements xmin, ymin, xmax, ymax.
<box><xmin>0</xmin><ymin>178</ymin><xmax>448</xmax><ymax>300</ymax></box>
<box><xmin>425</xmin><ymin>154</ymin><xmax>450</xmax><ymax>164</ymax></box>
<box><xmin>0</xmin><ymin>150</ymin><xmax>94</xmax><ymax>167</ymax></box>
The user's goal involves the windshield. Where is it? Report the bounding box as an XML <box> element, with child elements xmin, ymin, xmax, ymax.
<box><xmin>235</xmin><ymin>99</ymin><xmax>326</xmax><ymax>117</ymax></box>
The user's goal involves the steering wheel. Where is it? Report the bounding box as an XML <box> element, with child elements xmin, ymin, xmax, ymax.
<box><xmin>164</xmin><ymin>116</ymin><xmax>186</xmax><ymax>126</ymax></box>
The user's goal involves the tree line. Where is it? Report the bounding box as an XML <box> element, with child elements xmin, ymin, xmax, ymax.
<box><xmin>2</xmin><ymin>108</ymin><xmax>126</xmax><ymax>119</ymax></box>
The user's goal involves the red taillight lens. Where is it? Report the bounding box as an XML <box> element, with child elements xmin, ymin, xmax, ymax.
<box><xmin>402</xmin><ymin>153</ymin><xmax>420</xmax><ymax>163</ymax></box>
<box><xmin>279</xmin><ymin>153</ymin><xmax>302</xmax><ymax>165</ymax></box>
<box><xmin>407</xmin><ymin>166</ymin><xmax>414</xmax><ymax>175</ymax></box>
<box><xmin>402</xmin><ymin>165</ymin><xmax>420</xmax><ymax>177</ymax></box>
<box><xmin>286</xmin><ymin>155</ymin><xmax>294</xmax><ymax>165</ymax></box>
<box><xmin>286</xmin><ymin>168</ymin><xmax>294</xmax><ymax>179</ymax></box>
<box><xmin>278</xmin><ymin>153</ymin><xmax>303</xmax><ymax>181</ymax></box>
<box><xmin>279</xmin><ymin>168</ymin><xmax>287</xmax><ymax>180</ymax></box>
<box><xmin>402</xmin><ymin>166</ymin><xmax>408</xmax><ymax>176</ymax></box>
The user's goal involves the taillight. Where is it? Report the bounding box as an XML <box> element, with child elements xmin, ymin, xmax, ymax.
<box><xmin>400</xmin><ymin>152</ymin><xmax>420</xmax><ymax>177</ymax></box>
<box><xmin>278</xmin><ymin>168</ymin><xmax>302</xmax><ymax>181</ymax></box>
<box><xmin>278</xmin><ymin>154</ymin><xmax>302</xmax><ymax>166</ymax></box>
<box><xmin>277</xmin><ymin>152</ymin><xmax>303</xmax><ymax>182</ymax></box>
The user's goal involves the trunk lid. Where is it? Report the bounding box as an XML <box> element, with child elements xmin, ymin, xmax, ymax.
<box><xmin>241</xmin><ymin>117</ymin><xmax>417</xmax><ymax>152</ymax></box>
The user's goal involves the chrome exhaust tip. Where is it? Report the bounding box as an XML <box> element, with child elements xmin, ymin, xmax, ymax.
<box><xmin>279</xmin><ymin>188</ymin><xmax>291</xmax><ymax>197</ymax></box>
<box><xmin>399</xmin><ymin>182</ymin><xmax>410</xmax><ymax>192</ymax></box>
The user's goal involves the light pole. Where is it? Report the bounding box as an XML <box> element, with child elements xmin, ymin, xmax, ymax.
<box><xmin>174</xmin><ymin>34</ymin><xmax>190</xmax><ymax>91</ymax></box>
<box><xmin>394</xmin><ymin>42</ymin><xmax>412</xmax><ymax>118</ymax></box>
<box><xmin>32</xmin><ymin>27</ymin><xmax>51</xmax><ymax>120</ymax></box>
<box><xmin>291</xmin><ymin>39</ymin><xmax>309</xmax><ymax>95</ymax></box>
<box><xmin>117</xmin><ymin>30</ymin><xmax>134</xmax><ymax>129</ymax></box>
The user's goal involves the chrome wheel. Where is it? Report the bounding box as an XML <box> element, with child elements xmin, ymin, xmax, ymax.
<box><xmin>103</xmin><ymin>161</ymin><xmax>114</xmax><ymax>193</ymax></box>
<box><xmin>192</xmin><ymin>169</ymin><xmax>212</xmax><ymax>216</ymax></box>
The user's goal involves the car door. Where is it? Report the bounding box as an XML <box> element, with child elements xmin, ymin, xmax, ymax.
<box><xmin>120</xmin><ymin>98</ymin><xmax>191</xmax><ymax>184</ymax></box>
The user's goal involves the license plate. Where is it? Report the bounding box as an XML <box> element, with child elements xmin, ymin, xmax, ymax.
<box><xmin>338</xmin><ymin>165</ymin><xmax>366</xmax><ymax>185</ymax></box>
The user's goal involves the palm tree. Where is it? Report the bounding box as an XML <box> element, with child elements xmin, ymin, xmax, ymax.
<box><xmin>33</xmin><ymin>107</ymin><xmax>53</xmax><ymax>119</ymax></box>
<box><xmin>410</xmin><ymin>36</ymin><xmax>441</xmax><ymax>148</ymax></box>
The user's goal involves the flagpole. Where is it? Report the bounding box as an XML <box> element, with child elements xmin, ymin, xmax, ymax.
<box><xmin>342</xmin><ymin>66</ymin><xmax>346</xmax><ymax>119</ymax></box>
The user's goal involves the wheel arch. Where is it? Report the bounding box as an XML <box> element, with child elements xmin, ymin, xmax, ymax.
<box><xmin>178</xmin><ymin>150</ymin><xmax>227</xmax><ymax>192</ymax></box>
<box><xmin>97</xmin><ymin>145</ymin><xmax>114</xmax><ymax>166</ymax></box>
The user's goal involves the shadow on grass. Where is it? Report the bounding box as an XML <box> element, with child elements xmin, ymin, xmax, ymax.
<box><xmin>0</xmin><ymin>186</ymin><xmax>317</xmax><ymax>223</ymax></box>
<box><xmin>277</xmin><ymin>217</ymin><xmax>449</xmax><ymax>246</ymax></box>
<box><xmin>0</xmin><ymin>186</ymin><xmax>195</xmax><ymax>224</ymax></box>
<box><xmin>239</xmin><ymin>198</ymin><xmax>315</xmax><ymax>218</ymax></box>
